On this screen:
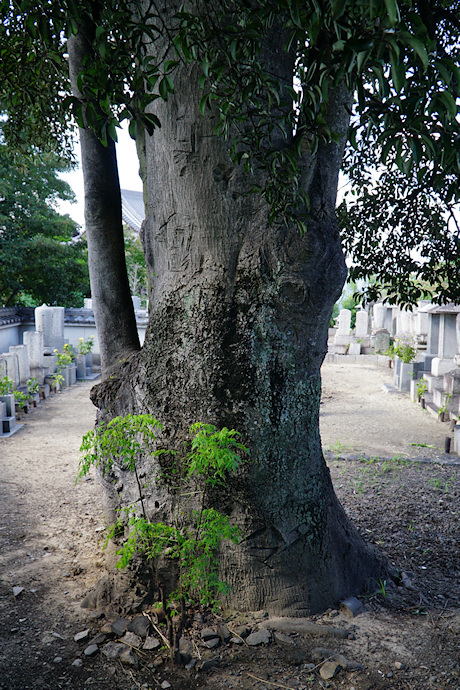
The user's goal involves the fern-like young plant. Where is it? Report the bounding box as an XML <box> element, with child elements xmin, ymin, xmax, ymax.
<box><xmin>78</xmin><ymin>416</ymin><xmax>249</xmax><ymax>661</ymax></box>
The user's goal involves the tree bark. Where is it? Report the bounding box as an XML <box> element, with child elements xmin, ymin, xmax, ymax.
<box><xmin>67</xmin><ymin>26</ymin><xmax>140</xmax><ymax>374</ymax></box>
<box><xmin>91</xmin><ymin>9</ymin><xmax>390</xmax><ymax>615</ymax></box>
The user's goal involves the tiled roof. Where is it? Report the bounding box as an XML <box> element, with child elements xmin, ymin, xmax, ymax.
<box><xmin>64</xmin><ymin>308</ymin><xmax>96</xmax><ymax>325</ymax></box>
<box><xmin>121</xmin><ymin>189</ymin><xmax>145</xmax><ymax>234</ymax></box>
<box><xmin>0</xmin><ymin>307</ymin><xmax>22</xmax><ymax>326</ymax></box>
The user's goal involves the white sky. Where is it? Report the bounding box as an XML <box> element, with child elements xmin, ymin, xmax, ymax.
<box><xmin>58</xmin><ymin>122</ymin><xmax>143</xmax><ymax>228</ymax></box>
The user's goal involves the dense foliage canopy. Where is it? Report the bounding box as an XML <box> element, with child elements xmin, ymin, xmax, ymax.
<box><xmin>0</xmin><ymin>141</ymin><xmax>90</xmax><ymax>306</ymax></box>
<box><xmin>1</xmin><ymin>0</ymin><xmax>459</xmax><ymax>303</ymax></box>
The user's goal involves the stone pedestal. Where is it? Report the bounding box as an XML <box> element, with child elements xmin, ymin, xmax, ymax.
<box><xmin>394</xmin><ymin>358</ymin><xmax>416</xmax><ymax>392</ymax></box>
<box><xmin>0</xmin><ymin>393</ymin><xmax>17</xmax><ymax>435</ymax></box>
<box><xmin>454</xmin><ymin>423</ymin><xmax>460</xmax><ymax>456</ymax></box>
<box><xmin>43</xmin><ymin>353</ymin><xmax>57</xmax><ymax>374</ymax></box>
<box><xmin>29</xmin><ymin>366</ymin><xmax>48</xmax><ymax>386</ymax></box>
<box><xmin>431</xmin><ymin>357</ymin><xmax>456</xmax><ymax>377</ymax></box>
<box><xmin>9</xmin><ymin>345</ymin><xmax>30</xmax><ymax>385</ymax></box>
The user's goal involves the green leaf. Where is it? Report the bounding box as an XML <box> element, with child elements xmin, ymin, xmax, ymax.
<box><xmin>199</xmin><ymin>94</ymin><xmax>210</xmax><ymax>115</ymax></box>
<box><xmin>404</xmin><ymin>36</ymin><xmax>428</xmax><ymax>70</ymax></box>
<box><xmin>331</xmin><ymin>0</ymin><xmax>348</xmax><ymax>20</ymax></box>
<box><xmin>159</xmin><ymin>77</ymin><xmax>168</xmax><ymax>100</ymax></box>
<box><xmin>141</xmin><ymin>113</ymin><xmax>161</xmax><ymax>134</ymax></box>
<box><xmin>128</xmin><ymin>119</ymin><xmax>137</xmax><ymax>140</ymax></box>
<box><xmin>410</xmin><ymin>135</ymin><xmax>423</xmax><ymax>165</ymax></box>
<box><xmin>390</xmin><ymin>54</ymin><xmax>405</xmax><ymax>93</ymax></box>
<box><xmin>164</xmin><ymin>60</ymin><xmax>178</xmax><ymax>73</ymax></box>
<box><xmin>438</xmin><ymin>90</ymin><xmax>457</xmax><ymax>119</ymax></box>
<box><xmin>289</xmin><ymin>2</ymin><xmax>303</xmax><ymax>28</ymax></box>
<box><xmin>384</xmin><ymin>0</ymin><xmax>399</xmax><ymax>26</ymax></box>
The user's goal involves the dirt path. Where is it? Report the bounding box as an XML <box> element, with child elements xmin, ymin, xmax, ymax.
<box><xmin>0</xmin><ymin>364</ymin><xmax>458</xmax><ymax>689</ymax></box>
<box><xmin>320</xmin><ymin>361</ymin><xmax>454</xmax><ymax>461</ymax></box>
<box><xmin>0</xmin><ymin>381</ymin><xmax>115</xmax><ymax>688</ymax></box>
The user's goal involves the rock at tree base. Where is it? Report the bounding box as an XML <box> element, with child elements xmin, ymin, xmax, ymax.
<box><xmin>246</xmin><ymin>629</ymin><xmax>271</xmax><ymax>646</ymax></box>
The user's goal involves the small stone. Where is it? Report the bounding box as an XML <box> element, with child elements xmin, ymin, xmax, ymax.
<box><xmin>185</xmin><ymin>658</ymin><xmax>197</xmax><ymax>671</ymax></box>
<box><xmin>218</xmin><ymin>624</ymin><xmax>232</xmax><ymax>642</ymax></box>
<box><xmin>246</xmin><ymin>629</ymin><xmax>271</xmax><ymax>646</ymax></box>
<box><xmin>74</xmin><ymin>630</ymin><xmax>90</xmax><ymax>643</ymax></box>
<box><xmin>72</xmin><ymin>658</ymin><xmax>83</xmax><ymax>667</ymax></box>
<box><xmin>287</xmin><ymin>680</ymin><xmax>301</xmax><ymax>689</ymax></box>
<box><xmin>153</xmin><ymin>657</ymin><xmax>164</xmax><ymax>668</ymax></box>
<box><xmin>119</xmin><ymin>648</ymin><xmax>138</xmax><ymax>668</ymax></box>
<box><xmin>122</xmin><ymin>631</ymin><xmax>142</xmax><ymax>649</ymax></box>
<box><xmin>143</xmin><ymin>636</ymin><xmax>161</xmax><ymax>650</ymax></box>
<box><xmin>201</xmin><ymin>627</ymin><xmax>219</xmax><ymax>642</ymax></box>
<box><xmin>98</xmin><ymin>622</ymin><xmax>114</xmax><ymax>635</ymax></box>
<box><xmin>84</xmin><ymin>644</ymin><xmax>99</xmax><ymax>657</ymax></box>
<box><xmin>205</xmin><ymin>637</ymin><xmax>220</xmax><ymax>649</ymax></box>
<box><xmin>230</xmin><ymin>636</ymin><xmax>244</xmax><ymax>645</ymax></box>
<box><xmin>311</xmin><ymin>647</ymin><xmax>334</xmax><ymax>662</ymax></box>
<box><xmin>89</xmin><ymin>633</ymin><xmax>107</xmax><ymax>646</ymax></box>
<box><xmin>160</xmin><ymin>682</ymin><xmax>171</xmax><ymax>689</ymax></box>
<box><xmin>111</xmin><ymin>618</ymin><xmax>129</xmax><ymax>636</ymax></box>
<box><xmin>127</xmin><ymin>616</ymin><xmax>150</xmax><ymax>638</ymax></box>
<box><xmin>102</xmin><ymin>642</ymin><xmax>125</xmax><ymax>659</ymax></box>
<box><xmin>194</xmin><ymin>612</ymin><xmax>204</xmax><ymax>624</ymax></box>
<box><xmin>53</xmin><ymin>656</ymin><xmax>63</xmax><ymax>663</ymax></box>
<box><xmin>200</xmin><ymin>658</ymin><xmax>219</xmax><ymax>671</ymax></box>
<box><xmin>80</xmin><ymin>591</ymin><xmax>97</xmax><ymax>610</ymax></box>
<box><xmin>320</xmin><ymin>661</ymin><xmax>342</xmax><ymax>680</ymax></box>
<box><xmin>395</xmin><ymin>661</ymin><xmax>404</xmax><ymax>670</ymax></box>
<box><xmin>328</xmin><ymin>610</ymin><xmax>339</xmax><ymax>618</ymax></box>
<box><xmin>401</xmin><ymin>572</ymin><xmax>416</xmax><ymax>591</ymax></box>
<box><xmin>12</xmin><ymin>586</ymin><xmax>24</xmax><ymax>597</ymax></box>
<box><xmin>179</xmin><ymin>636</ymin><xmax>194</xmax><ymax>662</ymax></box>
<box><xmin>233</xmin><ymin>625</ymin><xmax>251</xmax><ymax>639</ymax></box>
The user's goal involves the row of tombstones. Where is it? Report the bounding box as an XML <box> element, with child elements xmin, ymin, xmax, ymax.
<box><xmin>0</xmin><ymin>330</ymin><xmax>93</xmax><ymax>438</ymax></box>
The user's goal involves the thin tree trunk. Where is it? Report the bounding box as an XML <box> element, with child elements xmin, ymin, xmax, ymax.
<box><xmin>67</xmin><ymin>26</ymin><xmax>140</xmax><ymax>374</ymax></box>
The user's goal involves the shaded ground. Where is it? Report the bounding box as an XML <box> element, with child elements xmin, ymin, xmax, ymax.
<box><xmin>0</xmin><ymin>363</ymin><xmax>459</xmax><ymax>689</ymax></box>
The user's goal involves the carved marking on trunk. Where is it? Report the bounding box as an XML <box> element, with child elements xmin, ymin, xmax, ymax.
<box><xmin>156</xmin><ymin>215</ymin><xmax>193</xmax><ymax>273</ymax></box>
<box><xmin>174</xmin><ymin>121</ymin><xmax>194</xmax><ymax>153</ymax></box>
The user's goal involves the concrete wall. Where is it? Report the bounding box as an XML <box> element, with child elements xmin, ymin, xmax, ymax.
<box><xmin>0</xmin><ymin>323</ymin><xmax>21</xmax><ymax>353</ymax></box>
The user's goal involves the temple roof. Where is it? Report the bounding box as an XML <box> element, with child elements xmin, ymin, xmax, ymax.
<box><xmin>121</xmin><ymin>189</ymin><xmax>145</xmax><ymax>234</ymax></box>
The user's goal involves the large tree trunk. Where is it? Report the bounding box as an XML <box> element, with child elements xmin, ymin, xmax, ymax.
<box><xmin>92</xmin><ymin>10</ymin><xmax>390</xmax><ymax>615</ymax></box>
<box><xmin>68</xmin><ymin>26</ymin><xmax>140</xmax><ymax>373</ymax></box>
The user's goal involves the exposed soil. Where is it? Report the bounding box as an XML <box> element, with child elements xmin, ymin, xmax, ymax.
<box><xmin>0</xmin><ymin>362</ymin><xmax>459</xmax><ymax>690</ymax></box>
